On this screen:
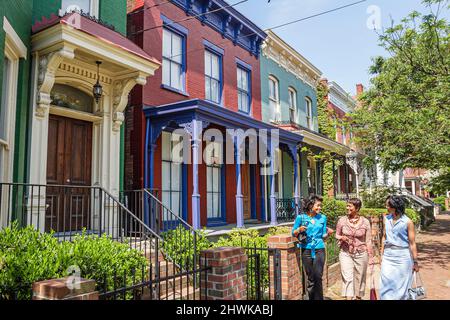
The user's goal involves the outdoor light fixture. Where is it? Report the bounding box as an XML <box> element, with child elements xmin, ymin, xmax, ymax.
<box><xmin>93</xmin><ymin>61</ymin><xmax>103</xmax><ymax>103</ymax></box>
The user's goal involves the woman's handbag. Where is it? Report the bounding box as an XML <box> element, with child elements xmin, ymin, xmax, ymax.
<box><xmin>408</xmin><ymin>271</ymin><xmax>426</xmax><ymax>300</ymax></box>
<box><xmin>296</xmin><ymin>214</ymin><xmax>308</xmax><ymax>244</ymax></box>
<box><xmin>370</xmin><ymin>265</ymin><xmax>378</xmax><ymax>300</ymax></box>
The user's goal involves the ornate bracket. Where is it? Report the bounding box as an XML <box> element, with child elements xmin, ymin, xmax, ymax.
<box><xmin>234</xmin><ymin>23</ymin><xmax>243</xmax><ymax>45</ymax></box>
<box><xmin>112</xmin><ymin>73</ymin><xmax>147</xmax><ymax>130</ymax></box>
<box><xmin>36</xmin><ymin>46</ymin><xmax>75</xmax><ymax>118</ymax></box>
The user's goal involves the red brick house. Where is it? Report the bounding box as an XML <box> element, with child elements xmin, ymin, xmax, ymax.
<box><xmin>125</xmin><ymin>0</ymin><xmax>302</xmax><ymax>229</ymax></box>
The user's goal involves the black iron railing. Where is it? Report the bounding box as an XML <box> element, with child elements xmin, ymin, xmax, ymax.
<box><xmin>99</xmin><ymin>253</ymin><xmax>211</xmax><ymax>300</ymax></box>
<box><xmin>0</xmin><ymin>182</ymin><xmax>162</xmax><ymax>266</ymax></box>
<box><xmin>120</xmin><ymin>189</ymin><xmax>206</xmax><ymax>274</ymax></box>
<box><xmin>276</xmin><ymin>198</ymin><xmax>297</xmax><ymax>223</ymax></box>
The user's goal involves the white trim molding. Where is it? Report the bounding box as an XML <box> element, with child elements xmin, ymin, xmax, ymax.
<box><xmin>262</xmin><ymin>30</ymin><xmax>322</xmax><ymax>90</ymax></box>
<box><xmin>3</xmin><ymin>17</ymin><xmax>27</xmax><ymax>59</ymax></box>
<box><xmin>328</xmin><ymin>81</ymin><xmax>357</xmax><ymax>114</ymax></box>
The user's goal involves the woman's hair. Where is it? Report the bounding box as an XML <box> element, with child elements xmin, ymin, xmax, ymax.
<box><xmin>347</xmin><ymin>198</ymin><xmax>362</xmax><ymax>211</ymax></box>
<box><xmin>302</xmin><ymin>194</ymin><xmax>323</xmax><ymax>213</ymax></box>
<box><xmin>386</xmin><ymin>195</ymin><xmax>405</xmax><ymax>216</ymax></box>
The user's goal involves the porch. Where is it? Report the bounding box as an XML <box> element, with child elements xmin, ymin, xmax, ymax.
<box><xmin>143</xmin><ymin>99</ymin><xmax>304</xmax><ymax>230</ymax></box>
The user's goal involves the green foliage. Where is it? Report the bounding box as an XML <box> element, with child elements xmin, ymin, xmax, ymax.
<box><xmin>428</xmin><ymin>168</ymin><xmax>450</xmax><ymax>195</ymax></box>
<box><xmin>161</xmin><ymin>226</ymin><xmax>211</xmax><ymax>269</ymax></box>
<box><xmin>316</xmin><ymin>81</ymin><xmax>337</xmax><ymax>139</ymax></box>
<box><xmin>0</xmin><ymin>224</ymin><xmax>147</xmax><ymax>300</ymax></box>
<box><xmin>360</xmin><ymin>186</ymin><xmax>398</xmax><ymax>208</ymax></box>
<box><xmin>433</xmin><ymin>195</ymin><xmax>447</xmax><ymax>207</ymax></box>
<box><xmin>352</xmin><ymin>0</ymin><xmax>450</xmax><ymax>171</ymax></box>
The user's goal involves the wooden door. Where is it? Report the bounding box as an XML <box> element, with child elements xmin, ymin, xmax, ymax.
<box><xmin>242</xmin><ymin>163</ymin><xmax>251</xmax><ymax>220</ymax></box>
<box><xmin>46</xmin><ymin>115</ymin><xmax>92</xmax><ymax>233</ymax></box>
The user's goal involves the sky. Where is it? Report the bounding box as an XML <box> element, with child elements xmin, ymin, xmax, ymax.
<box><xmin>234</xmin><ymin>0</ymin><xmax>447</xmax><ymax>95</ymax></box>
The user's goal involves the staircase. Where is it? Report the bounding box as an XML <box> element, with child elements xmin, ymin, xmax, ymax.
<box><xmin>121</xmin><ymin>189</ymin><xmax>207</xmax><ymax>300</ymax></box>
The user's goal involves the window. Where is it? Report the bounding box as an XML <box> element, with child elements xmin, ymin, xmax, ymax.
<box><xmin>0</xmin><ymin>58</ymin><xmax>10</xmax><ymax>142</ymax></box>
<box><xmin>162</xmin><ymin>28</ymin><xmax>185</xmax><ymax>92</ymax></box>
<box><xmin>161</xmin><ymin>132</ymin><xmax>183</xmax><ymax>217</ymax></box>
<box><xmin>269</xmin><ymin>76</ymin><xmax>280</xmax><ymax>122</ymax></box>
<box><xmin>341</xmin><ymin>126</ymin><xmax>347</xmax><ymax>145</ymax></box>
<box><xmin>237</xmin><ymin>67</ymin><xmax>250</xmax><ymax>113</ymax></box>
<box><xmin>206</xmin><ymin>141</ymin><xmax>222</xmax><ymax>220</ymax></box>
<box><xmin>204</xmin><ymin>50</ymin><xmax>221</xmax><ymax>104</ymax></box>
<box><xmin>288</xmin><ymin>88</ymin><xmax>297</xmax><ymax>123</ymax></box>
<box><xmin>61</xmin><ymin>0</ymin><xmax>91</xmax><ymax>13</ymax></box>
<box><xmin>51</xmin><ymin>84</ymin><xmax>94</xmax><ymax>113</ymax></box>
<box><xmin>305</xmin><ymin>97</ymin><xmax>312</xmax><ymax>129</ymax></box>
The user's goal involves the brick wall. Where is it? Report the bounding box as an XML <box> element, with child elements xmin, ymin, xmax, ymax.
<box><xmin>126</xmin><ymin>0</ymin><xmax>263</xmax><ymax>188</ymax></box>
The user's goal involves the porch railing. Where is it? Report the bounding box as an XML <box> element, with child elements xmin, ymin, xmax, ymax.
<box><xmin>275</xmin><ymin>198</ymin><xmax>297</xmax><ymax>223</ymax></box>
<box><xmin>0</xmin><ymin>182</ymin><xmax>162</xmax><ymax>266</ymax></box>
<box><xmin>120</xmin><ymin>189</ymin><xmax>205</xmax><ymax>272</ymax></box>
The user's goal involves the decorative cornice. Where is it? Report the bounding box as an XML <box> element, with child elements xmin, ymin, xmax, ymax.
<box><xmin>328</xmin><ymin>81</ymin><xmax>357</xmax><ymax>114</ymax></box>
<box><xmin>169</xmin><ymin>0</ymin><xmax>266</xmax><ymax>57</ymax></box>
<box><xmin>262</xmin><ymin>30</ymin><xmax>322</xmax><ymax>89</ymax></box>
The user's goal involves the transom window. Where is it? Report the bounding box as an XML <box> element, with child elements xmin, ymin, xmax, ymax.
<box><xmin>237</xmin><ymin>67</ymin><xmax>250</xmax><ymax>113</ymax></box>
<box><xmin>269</xmin><ymin>76</ymin><xmax>280</xmax><ymax>122</ymax></box>
<box><xmin>305</xmin><ymin>97</ymin><xmax>313</xmax><ymax>129</ymax></box>
<box><xmin>204</xmin><ymin>50</ymin><xmax>221</xmax><ymax>104</ymax></box>
<box><xmin>162</xmin><ymin>28</ymin><xmax>185</xmax><ymax>92</ymax></box>
<box><xmin>61</xmin><ymin>0</ymin><xmax>91</xmax><ymax>13</ymax></box>
<box><xmin>50</xmin><ymin>84</ymin><xmax>94</xmax><ymax>113</ymax></box>
<box><xmin>288</xmin><ymin>87</ymin><xmax>297</xmax><ymax>123</ymax></box>
<box><xmin>206</xmin><ymin>141</ymin><xmax>223</xmax><ymax>220</ymax></box>
<box><xmin>161</xmin><ymin>131</ymin><xmax>183</xmax><ymax>217</ymax></box>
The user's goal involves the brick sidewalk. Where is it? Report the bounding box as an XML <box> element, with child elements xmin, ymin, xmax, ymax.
<box><xmin>325</xmin><ymin>213</ymin><xmax>450</xmax><ymax>300</ymax></box>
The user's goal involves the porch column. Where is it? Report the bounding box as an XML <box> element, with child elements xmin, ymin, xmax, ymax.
<box><xmin>191</xmin><ymin>120</ymin><xmax>202</xmax><ymax>230</ymax></box>
<box><xmin>234</xmin><ymin>135</ymin><xmax>244</xmax><ymax>228</ymax></box>
<box><xmin>293</xmin><ymin>150</ymin><xmax>300</xmax><ymax>216</ymax></box>
<box><xmin>332</xmin><ymin>159</ymin><xmax>337</xmax><ymax>198</ymax></box>
<box><xmin>270</xmin><ymin>140</ymin><xmax>277</xmax><ymax>226</ymax></box>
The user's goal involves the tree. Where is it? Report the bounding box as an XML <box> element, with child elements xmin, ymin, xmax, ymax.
<box><xmin>353</xmin><ymin>0</ymin><xmax>450</xmax><ymax>172</ymax></box>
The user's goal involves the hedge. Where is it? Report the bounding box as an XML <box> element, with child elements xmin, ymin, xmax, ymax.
<box><xmin>0</xmin><ymin>223</ymin><xmax>148</xmax><ymax>300</ymax></box>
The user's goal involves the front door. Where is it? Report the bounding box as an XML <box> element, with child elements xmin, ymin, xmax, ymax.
<box><xmin>46</xmin><ymin>114</ymin><xmax>92</xmax><ymax>233</ymax></box>
<box><xmin>242</xmin><ymin>163</ymin><xmax>251</xmax><ymax>220</ymax></box>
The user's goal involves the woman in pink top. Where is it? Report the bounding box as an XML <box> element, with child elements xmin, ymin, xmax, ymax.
<box><xmin>335</xmin><ymin>198</ymin><xmax>374</xmax><ymax>300</ymax></box>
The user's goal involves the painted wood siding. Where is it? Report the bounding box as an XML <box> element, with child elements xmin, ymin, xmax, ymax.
<box><xmin>260</xmin><ymin>55</ymin><xmax>318</xmax><ymax>131</ymax></box>
<box><xmin>0</xmin><ymin>0</ymin><xmax>33</xmax><ymax>183</ymax></box>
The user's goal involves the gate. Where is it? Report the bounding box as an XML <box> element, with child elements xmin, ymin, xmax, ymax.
<box><xmin>244</xmin><ymin>246</ymin><xmax>282</xmax><ymax>300</ymax></box>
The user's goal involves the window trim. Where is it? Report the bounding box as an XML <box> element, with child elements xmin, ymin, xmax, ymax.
<box><xmin>161</xmin><ymin>26</ymin><xmax>187</xmax><ymax>94</ymax></box>
<box><xmin>0</xmin><ymin>28</ymin><xmax>21</xmax><ymax>182</ymax></box>
<box><xmin>288</xmin><ymin>87</ymin><xmax>297</xmax><ymax>123</ymax></box>
<box><xmin>268</xmin><ymin>75</ymin><xmax>280</xmax><ymax>122</ymax></box>
<box><xmin>204</xmin><ymin>48</ymin><xmax>223</xmax><ymax>105</ymax></box>
<box><xmin>237</xmin><ymin>65</ymin><xmax>251</xmax><ymax>114</ymax></box>
<box><xmin>305</xmin><ymin>97</ymin><xmax>313</xmax><ymax>129</ymax></box>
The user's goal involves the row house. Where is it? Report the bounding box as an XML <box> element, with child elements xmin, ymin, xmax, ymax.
<box><xmin>125</xmin><ymin>0</ymin><xmax>303</xmax><ymax>229</ymax></box>
<box><xmin>0</xmin><ymin>0</ymin><xmax>160</xmax><ymax>233</ymax></box>
<box><xmin>259</xmin><ymin>31</ymin><xmax>350</xmax><ymax>214</ymax></box>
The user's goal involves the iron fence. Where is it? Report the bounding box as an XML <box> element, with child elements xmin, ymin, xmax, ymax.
<box><xmin>0</xmin><ymin>182</ymin><xmax>161</xmax><ymax>265</ymax></box>
<box><xmin>275</xmin><ymin>198</ymin><xmax>297</xmax><ymax>223</ymax></box>
<box><xmin>98</xmin><ymin>254</ymin><xmax>211</xmax><ymax>300</ymax></box>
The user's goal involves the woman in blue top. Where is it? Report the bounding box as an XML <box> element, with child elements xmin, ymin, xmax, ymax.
<box><xmin>292</xmin><ymin>195</ymin><xmax>333</xmax><ymax>300</ymax></box>
<box><xmin>380</xmin><ymin>195</ymin><xmax>420</xmax><ymax>300</ymax></box>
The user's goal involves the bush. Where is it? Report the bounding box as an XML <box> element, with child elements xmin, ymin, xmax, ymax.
<box><xmin>360</xmin><ymin>186</ymin><xmax>397</xmax><ymax>208</ymax></box>
<box><xmin>0</xmin><ymin>224</ymin><xmax>148</xmax><ymax>300</ymax></box>
<box><xmin>321</xmin><ymin>197</ymin><xmax>347</xmax><ymax>227</ymax></box>
<box><xmin>161</xmin><ymin>226</ymin><xmax>211</xmax><ymax>269</ymax></box>
<box><xmin>433</xmin><ymin>196</ymin><xmax>446</xmax><ymax>208</ymax></box>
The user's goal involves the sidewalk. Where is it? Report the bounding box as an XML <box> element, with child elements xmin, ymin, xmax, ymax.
<box><xmin>325</xmin><ymin>213</ymin><xmax>450</xmax><ymax>300</ymax></box>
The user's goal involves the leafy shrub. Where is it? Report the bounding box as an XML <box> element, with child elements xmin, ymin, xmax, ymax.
<box><xmin>433</xmin><ymin>196</ymin><xmax>446</xmax><ymax>208</ymax></box>
<box><xmin>0</xmin><ymin>223</ymin><xmax>68</xmax><ymax>300</ymax></box>
<box><xmin>360</xmin><ymin>186</ymin><xmax>397</xmax><ymax>208</ymax></box>
<box><xmin>266</xmin><ymin>226</ymin><xmax>292</xmax><ymax>236</ymax></box>
<box><xmin>321</xmin><ymin>197</ymin><xmax>347</xmax><ymax>227</ymax></box>
<box><xmin>161</xmin><ymin>226</ymin><xmax>211</xmax><ymax>269</ymax></box>
<box><xmin>0</xmin><ymin>224</ymin><xmax>148</xmax><ymax>300</ymax></box>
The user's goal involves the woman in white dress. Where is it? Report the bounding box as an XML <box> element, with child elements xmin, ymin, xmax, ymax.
<box><xmin>380</xmin><ymin>195</ymin><xmax>420</xmax><ymax>300</ymax></box>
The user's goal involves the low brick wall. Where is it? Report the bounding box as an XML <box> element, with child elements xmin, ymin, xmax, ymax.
<box><xmin>32</xmin><ymin>278</ymin><xmax>98</xmax><ymax>300</ymax></box>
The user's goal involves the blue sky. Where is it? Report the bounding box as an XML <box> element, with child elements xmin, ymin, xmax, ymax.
<box><xmin>235</xmin><ymin>0</ymin><xmax>446</xmax><ymax>95</ymax></box>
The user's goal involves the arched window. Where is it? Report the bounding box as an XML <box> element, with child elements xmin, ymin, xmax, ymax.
<box><xmin>50</xmin><ymin>84</ymin><xmax>94</xmax><ymax>113</ymax></box>
<box><xmin>305</xmin><ymin>97</ymin><xmax>313</xmax><ymax>129</ymax></box>
<box><xmin>288</xmin><ymin>87</ymin><xmax>297</xmax><ymax>123</ymax></box>
<box><xmin>268</xmin><ymin>75</ymin><xmax>280</xmax><ymax>122</ymax></box>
